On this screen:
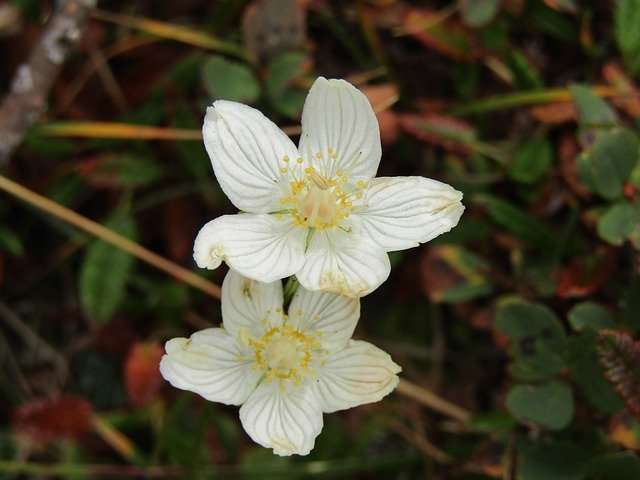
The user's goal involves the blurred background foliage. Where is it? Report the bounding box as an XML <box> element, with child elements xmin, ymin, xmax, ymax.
<box><xmin>1</xmin><ymin>0</ymin><xmax>640</xmax><ymax>478</ymax></box>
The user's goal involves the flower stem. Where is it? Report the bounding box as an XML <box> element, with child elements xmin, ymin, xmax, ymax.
<box><xmin>282</xmin><ymin>276</ymin><xmax>300</xmax><ymax>307</ymax></box>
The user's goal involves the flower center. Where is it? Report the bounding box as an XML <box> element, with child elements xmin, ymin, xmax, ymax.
<box><xmin>244</xmin><ymin>317</ymin><xmax>326</xmax><ymax>390</ymax></box>
<box><xmin>277</xmin><ymin>150</ymin><xmax>367</xmax><ymax>231</ymax></box>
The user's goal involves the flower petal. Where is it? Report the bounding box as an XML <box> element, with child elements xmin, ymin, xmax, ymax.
<box><xmin>354</xmin><ymin>176</ymin><xmax>464</xmax><ymax>251</ymax></box>
<box><xmin>296</xmin><ymin>230</ymin><xmax>391</xmax><ymax>297</ymax></box>
<box><xmin>203</xmin><ymin>101</ymin><xmax>298</xmax><ymax>213</ymax></box>
<box><xmin>221</xmin><ymin>270</ymin><xmax>284</xmax><ymax>338</ymax></box>
<box><xmin>159</xmin><ymin>329</ymin><xmax>260</xmax><ymax>405</ymax></box>
<box><xmin>314</xmin><ymin>340</ymin><xmax>401</xmax><ymax>413</ymax></box>
<box><xmin>193</xmin><ymin>213</ymin><xmax>306</xmax><ymax>283</ymax></box>
<box><xmin>287</xmin><ymin>287</ymin><xmax>360</xmax><ymax>349</ymax></box>
<box><xmin>239</xmin><ymin>382</ymin><xmax>323</xmax><ymax>456</ymax></box>
<box><xmin>298</xmin><ymin>78</ymin><xmax>381</xmax><ymax>183</ymax></box>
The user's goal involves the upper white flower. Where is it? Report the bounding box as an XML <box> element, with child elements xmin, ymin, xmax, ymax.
<box><xmin>159</xmin><ymin>270</ymin><xmax>401</xmax><ymax>456</ymax></box>
<box><xmin>194</xmin><ymin>77</ymin><xmax>464</xmax><ymax>297</ymax></box>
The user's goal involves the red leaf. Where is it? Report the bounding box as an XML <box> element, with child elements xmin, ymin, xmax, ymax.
<box><xmin>360</xmin><ymin>83</ymin><xmax>400</xmax><ymax>145</ymax></box>
<box><xmin>12</xmin><ymin>395</ymin><xmax>93</xmax><ymax>441</ymax></box>
<box><xmin>403</xmin><ymin>9</ymin><xmax>477</xmax><ymax>62</ymax></box>
<box><xmin>597</xmin><ymin>330</ymin><xmax>640</xmax><ymax>421</ymax></box>
<box><xmin>124</xmin><ymin>341</ymin><xmax>164</xmax><ymax>407</ymax></box>
<box><xmin>603</xmin><ymin>62</ymin><xmax>640</xmax><ymax>117</ymax></box>
<box><xmin>529</xmin><ymin>102</ymin><xmax>576</xmax><ymax>124</ymax></box>
<box><xmin>556</xmin><ymin>247</ymin><xmax>615</xmax><ymax>298</ymax></box>
<box><xmin>399</xmin><ymin>113</ymin><xmax>476</xmax><ymax>154</ymax></box>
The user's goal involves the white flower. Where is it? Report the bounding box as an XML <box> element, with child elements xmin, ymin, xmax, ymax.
<box><xmin>159</xmin><ymin>270</ymin><xmax>401</xmax><ymax>456</ymax></box>
<box><xmin>194</xmin><ymin>77</ymin><xmax>464</xmax><ymax>297</ymax></box>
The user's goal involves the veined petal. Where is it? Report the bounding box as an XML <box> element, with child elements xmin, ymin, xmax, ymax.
<box><xmin>296</xmin><ymin>230</ymin><xmax>390</xmax><ymax>298</ymax></box>
<box><xmin>314</xmin><ymin>340</ymin><xmax>401</xmax><ymax>413</ymax></box>
<box><xmin>159</xmin><ymin>329</ymin><xmax>260</xmax><ymax>405</ymax></box>
<box><xmin>221</xmin><ymin>270</ymin><xmax>284</xmax><ymax>338</ymax></box>
<box><xmin>354</xmin><ymin>176</ymin><xmax>464</xmax><ymax>251</ymax></box>
<box><xmin>193</xmin><ymin>213</ymin><xmax>306</xmax><ymax>283</ymax></box>
<box><xmin>239</xmin><ymin>381</ymin><xmax>323</xmax><ymax>456</ymax></box>
<box><xmin>298</xmin><ymin>78</ymin><xmax>381</xmax><ymax>183</ymax></box>
<box><xmin>203</xmin><ymin>101</ymin><xmax>298</xmax><ymax>213</ymax></box>
<box><xmin>287</xmin><ymin>287</ymin><xmax>360</xmax><ymax>349</ymax></box>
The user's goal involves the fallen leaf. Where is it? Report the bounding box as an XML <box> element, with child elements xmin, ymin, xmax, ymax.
<box><xmin>12</xmin><ymin>395</ymin><xmax>93</xmax><ymax>441</ymax></box>
<box><xmin>124</xmin><ymin>341</ymin><xmax>164</xmax><ymax>407</ymax></box>
<box><xmin>529</xmin><ymin>101</ymin><xmax>576</xmax><ymax>124</ymax></box>
<box><xmin>361</xmin><ymin>83</ymin><xmax>400</xmax><ymax>144</ymax></box>
<box><xmin>399</xmin><ymin>113</ymin><xmax>476</xmax><ymax>154</ymax></box>
<box><xmin>557</xmin><ymin>248</ymin><xmax>616</xmax><ymax>299</ymax></box>
<box><xmin>603</xmin><ymin>62</ymin><xmax>640</xmax><ymax>117</ymax></box>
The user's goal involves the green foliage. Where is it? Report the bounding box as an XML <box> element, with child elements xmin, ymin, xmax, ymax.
<box><xmin>518</xmin><ymin>442</ymin><xmax>589</xmax><ymax>480</ymax></box>
<box><xmin>496</xmin><ymin>301</ymin><xmax>567</xmax><ymax>381</ymax></box>
<box><xmin>597</xmin><ymin>201</ymin><xmax>640</xmax><ymax>246</ymax></box>
<box><xmin>568</xmin><ymin>302</ymin><xmax>616</xmax><ymax>332</ymax></box>
<box><xmin>459</xmin><ymin>0</ymin><xmax>501</xmax><ymax>28</ymax></box>
<box><xmin>576</xmin><ymin>128</ymin><xmax>639</xmax><ymax>200</ymax></box>
<box><xmin>506</xmin><ymin>380</ymin><xmax>574</xmax><ymax>430</ymax></box>
<box><xmin>78</xmin><ymin>211</ymin><xmax>137</xmax><ymax>323</ymax></box>
<box><xmin>202</xmin><ymin>55</ymin><xmax>260</xmax><ymax>103</ymax></box>
<box><xmin>615</xmin><ymin>0</ymin><xmax>640</xmax><ymax>75</ymax></box>
<box><xmin>509</xmin><ymin>137</ymin><xmax>554</xmax><ymax>184</ymax></box>
<box><xmin>0</xmin><ymin>225</ymin><xmax>24</xmax><ymax>256</ymax></box>
<box><xmin>265</xmin><ymin>52</ymin><xmax>308</xmax><ymax>118</ymax></box>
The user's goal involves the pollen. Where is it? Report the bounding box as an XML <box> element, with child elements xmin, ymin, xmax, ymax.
<box><xmin>247</xmin><ymin>314</ymin><xmax>327</xmax><ymax>391</ymax></box>
<box><xmin>277</xmin><ymin>148</ymin><xmax>366</xmax><ymax>231</ymax></box>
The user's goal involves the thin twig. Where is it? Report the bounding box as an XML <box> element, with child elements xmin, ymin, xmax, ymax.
<box><xmin>0</xmin><ymin>175</ymin><xmax>221</xmax><ymax>299</ymax></box>
<box><xmin>396</xmin><ymin>379</ymin><xmax>471</xmax><ymax>423</ymax></box>
<box><xmin>387</xmin><ymin>417</ymin><xmax>454</xmax><ymax>464</ymax></box>
<box><xmin>0</xmin><ymin>0</ymin><xmax>96</xmax><ymax>168</ymax></box>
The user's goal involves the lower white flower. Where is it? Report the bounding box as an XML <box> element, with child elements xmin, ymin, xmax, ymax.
<box><xmin>159</xmin><ymin>270</ymin><xmax>401</xmax><ymax>456</ymax></box>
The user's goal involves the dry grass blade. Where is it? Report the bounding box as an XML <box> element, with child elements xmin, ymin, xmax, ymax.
<box><xmin>35</xmin><ymin>122</ymin><xmax>202</xmax><ymax>140</ymax></box>
<box><xmin>396</xmin><ymin>379</ymin><xmax>472</xmax><ymax>422</ymax></box>
<box><xmin>0</xmin><ymin>175</ymin><xmax>221</xmax><ymax>298</ymax></box>
<box><xmin>90</xmin><ymin>9</ymin><xmax>247</xmax><ymax>59</ymax></box>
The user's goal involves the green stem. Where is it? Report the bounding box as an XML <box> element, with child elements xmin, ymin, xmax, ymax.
<box><xmin>283</xmin><ymin>276</ymin><xmax>300</xmax><ymax>306</ymax></box>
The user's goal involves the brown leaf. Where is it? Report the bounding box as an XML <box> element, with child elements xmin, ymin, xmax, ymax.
<box><xmin>124</xmin><ymin>341</ymin><xmax>164</xmax><ymax>407</ymax></box>
<box><xmin>556</xmin><ymin>247</ymin><xmax>616</xmax><ymax>299</ymax></box>
<box><xmin>403</xmin><ymin>9</ymin><xmax>477</xmax><ymax>62</ymax></box>
<box><xmin>242</xmin><ymin>0</ymin><xmax>307</xmax><ymax>64</ymax></box>
<box><xmin>399</xmin><ymin>113</ymin><xmax>476</xmax><ymax>154</ymax></box>
<box><xmin>529</xmin><ymin>102</ymin><xmax>576</xmax><ymax>124</ymax></box>
<box><xmin>603</xmin><ymin>62</ymin><xmax>640</xmax><ymax>117</ymax></box>
<box><xmin>558</xmin><ymin>134</ymin><xmax>591</xmax><ymax>198</ymax></box>
<box><xmin>12</xmin><ymin>395</ymin><xmax>93</xmax><ymax>441</ymax></box>
<box><xmin>162</xmin><ymin>196</ymin><xmax>199</xmax><ymax>261</ymax></box>
<box><xmin>609</xmin><ymin>411</ymin><xmax>640</xmax><ymax>451</ymax></box>
<box><xmin>361</xmin><ymin>83</ymin><xmax>400</xmax><ymax>145</ymax></box>
<box><xmin>542</xmin><ymin>0</ymin><xmax>578</xmax><ymax>13</ymax></box>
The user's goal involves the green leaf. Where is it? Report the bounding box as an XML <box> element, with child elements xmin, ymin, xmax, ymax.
<box><xmin>615</xmin><ymin>0</ymin><xmax>640</xmax><ymax>60</ymax></box>
<box><xmin>475</xmin><ymin>195</ymin><xmax>557</xmax><ymax>248</ymax></box>
<box><xmin>518</xmin><ymin>441</ymin><xmax>588</xmax><ymax>480</ymax></box>
<box><xmin>202</xmin><ymin>55</ymin><xmax>260</xmax><ymax>103</ymax></box>
<box><xmin>495</xmin><ymin>301</ymin><xmax>567</xmax><ymax>381</ymax></box>
<box><xmin>597</xmin><ymin>201</ymin><xmax>640</xmax><ymax>246</ymax></box>
<box><xmin>506</xmin><ymin>49</ymin><xmax>544</xmax><ymax>90</ymax></box>
<box><xmin>568</xmin><ymin>330</ymin><xmax>625</xmax><ymax>413</ymax></box>
<box><xmin>587</xmin><ymin>453</ymin><xmax>640</xmax><ymax>480</ymax></box>
<box><xmin>265</xmin><ymin>52</ymin><xmax>308</xmax><ymax>118</ymax></box>
<box><xmin>577</xmin><ymin>128</ymin><xmax>639</xmax><ymax>200</ymax></box>
<box><xmin>567</xmin><ymin>302</ymin><xmax>616</xmax><ymax>331</ymax></box>
<box><xmin>506</xmin><ymin>380</ymin><xmax>574</xmax><ymax>430</ymax></box>
<box><xmin>509</xmin><ymin>137</ymin><xmax>554</xmax><ymax>184</ymax></box>
<box><xmin>570</xmin><ymin>85</ymin><xmax>619</xmax><ymax>127</ymax></box>
<box><xmin>79</xmin><ymin>212</ymin><xmax>137</xmax><ymax>323</ymax></box>
<box><xmin>0</xmin><ymin>226</ymin><xmax>24</xmax><ymax>256</ymax></box>
<box><xmin>459</xmin><ymin>0</ymin><xmax>500</xmax><ymax>28</ymax></box>
<box><xmin>83</xmin><ymin>154</ymin><xmax>164</xmax><ymax>189</ymax></box>
<box><xmin>467</xmin><ymin>411</ymin><xmax>516</xmax><ymax>433</ymax></box>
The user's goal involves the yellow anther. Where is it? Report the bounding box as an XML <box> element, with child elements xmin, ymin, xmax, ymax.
<box><xmin>296</xmin><ymin>157</ymin><xmax>304</xmax><ymax>164</ymax></box>
<box><xmin>315</xmin><ymin>151</ymin><xmax>323</xmax><ymax>158</ymax></box>
<box><xmin>283</xmin><ymin>155</ymin><xmax>290</xmax><ymax>162</ymax></box>
<box><xmin>280</xmin><ymin>167</ymin><xmax>288</xmax><ymax>173</ymax></box>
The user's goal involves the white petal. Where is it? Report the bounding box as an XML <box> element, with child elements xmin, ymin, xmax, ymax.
<box><xmin>203</xmin><ymin>101</ymin><xmax>298</xmax><ymax>213</ymax></box>
<box><xmin>221</xmin><ymin>270</ymin><xmax>284</xmax><ymax>338</ymax></box>
<box><xmin>239</xmin><ymin>381</ymin><xmax>323</xmax><ymax>456</ymax></box>
<box><xmin>296</xmin><ymin>230</ymin><xmax>391</xmax><ymax>297</ymax></box>
<box><xmin>314</xmin><ymin>340</ymin><xmax>401</xmax><ymax>413</ymax></box>
<box><xmin>193</xmin><ymin>213</ymin><xmax>306</xmax><ymax>283</ymax></box>
<box><xmin>354</xmin><ymin>176</ymin><xmax>464</xmax><ymax>251</ymax></box>
<box><xmin>298</xmin><ymin>78</ymin><xmax>381</xmax><ymax>183</ymax></box>
<box><xmin>287</xmin><ymin>287</ymin><xmax>360</xmax><ymax>349</ymax></box>
<box><xmin>159</xmin><ymin>329</ymin><xmax>260</xmax><ymax>405</ymax></box>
